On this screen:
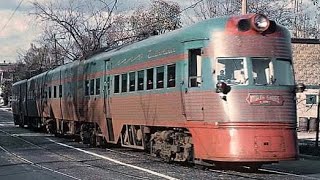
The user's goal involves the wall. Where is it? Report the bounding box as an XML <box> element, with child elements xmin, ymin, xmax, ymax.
<box><xmin>292</xmin><ymin>39</ymin><xmax>320</xmax><ymax>130</ymax></box>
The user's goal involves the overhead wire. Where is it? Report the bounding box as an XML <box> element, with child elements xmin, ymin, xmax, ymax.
<box><xmin>0</xmin><ymin>0</ymin><xmax>25</xmax><ymax>34</ymax></box>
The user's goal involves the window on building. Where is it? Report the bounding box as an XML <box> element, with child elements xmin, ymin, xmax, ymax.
<box><xmin>122</xmin><ymin>73</ymin><xmax>127</xmax><ymax>92</ymax></box>
<box><xmin>90</xmin><ymin>79</ymin><xmax>95</xmax><ymax>95</ymax></box>
<box><xmin>138</xmin><ymin>70</ymin><xmax>144</xmax><ymax>91</ymax></box>
<box><xmin>59</xmin><ymin>85</ymin><xmax>62</xmax><ymax>97</ymax></box>
<box><xmin>96</xmin><ymin>78</ymin><xmax>100</xmax><ymax>95</ymax></box>
<box><xmin>114</xmin><ymin>75</ymin><xmax>120</xmax><ymax>93</ymax></box>
<box><xmin>147</xmin><ymin>68</ymin><xmax>154</xmax><ymax>90</ymax></box>
<box><xmin>53</xmin><ymin>86</ymin><xmax>57</xmax><ymax>98</ymax></box>
<box><xmin>129</xmin><ymin>72</ymin><xmax>135</xmax><ymax>91</ymax></box>
<box><xmin>188</xmin><ymin>49</ymin><xmax>202</xmax><ymax>87</ymax></box>
<box><xmin>85</xmin><ymin>80</ymin><xmax>89</xmax><ymax>96</ymax></box>
<box><xmin>167</xmin><ymin>64</ymin><xmax>176</xmax><ymax>88</ymax></box>
<box><xmin>156</xmin><ymin>66</ymin><xmax>164</xmax><ymax>89</ymax></box>
<box><xmin>306</xmin><ymin>94</ymin><xmax>317</xmax><ymax>105</ymax></box>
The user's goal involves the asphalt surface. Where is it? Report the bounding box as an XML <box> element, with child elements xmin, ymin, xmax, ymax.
<box><xmin>1</xmin><ymin>107</ymin><xmax>320</xmax><ymax>180</ymax></box>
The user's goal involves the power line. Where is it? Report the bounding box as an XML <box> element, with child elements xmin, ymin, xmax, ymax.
<box><xmin>0</xmin><ymin>0</ymin><xmax>25</xmax><ymax>34</ymax></box>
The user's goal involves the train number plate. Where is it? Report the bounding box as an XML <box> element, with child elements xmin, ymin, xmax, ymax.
<box><xmin>246</xmin><ymin>94</ymin><xmax>284</xmax><ymax>106</ymax></box>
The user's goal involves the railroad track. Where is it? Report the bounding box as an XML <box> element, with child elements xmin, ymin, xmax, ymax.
<box><xmin>0</xmin><ymin>129</ymin><xmax>154</xmax><ymax>180</ymax></box>
<box><xmin>0</xmin><ymin>127</ymin><xmax>318</xmax><ymax>180</ymax></box>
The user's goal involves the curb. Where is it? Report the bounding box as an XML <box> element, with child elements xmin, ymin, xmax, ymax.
<box><xmin>299</xmin><ymin>154</ymin><xmax>320</xmax><ymax>160</ymax></box>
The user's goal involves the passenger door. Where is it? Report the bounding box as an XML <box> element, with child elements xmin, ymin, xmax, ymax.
<box><xmin>183</xmin><ymin>40</ymin><xmax>206</xmax><ymax>121</ymax></box>
<box><xmin>104</xmin><ymin>59</ymin><xmax>114</xmax><ymax>141</ymax></box>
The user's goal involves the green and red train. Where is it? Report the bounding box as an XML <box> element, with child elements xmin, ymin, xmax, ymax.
<box><xmin>12</xmin><ymin>14</ymin><xmax>298</xmax><ymax>169</ymax></box>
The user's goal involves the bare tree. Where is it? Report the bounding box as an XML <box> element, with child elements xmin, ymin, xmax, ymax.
<box><xmin>188</xmin><ymin>0</ymin><xmax>319</xmax><ymax>38</ymax></box>
<box><xmin>130</xmin><ymin>0</ymin><xmax>181</xmax><ymax>40</ymax></box>
<box><xmin>190</xmin><ymin>0</ymin><xmax>241</xmax><ymax>22</ymax></box>
<box><xmin>32</xmin><ymin>0</ymin><xmax>118</xmax><ymax>60</ymax></box>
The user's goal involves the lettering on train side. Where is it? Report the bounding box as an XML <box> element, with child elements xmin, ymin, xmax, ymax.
<box><xmin>147</xmin><ymin>48</ymin><xmax>176</xmax><ymax>59</ymax></box>
<box><xmin>117</xmin><ymin>54</ymin><xmax>143</xmax><ymax>66</ymax></box>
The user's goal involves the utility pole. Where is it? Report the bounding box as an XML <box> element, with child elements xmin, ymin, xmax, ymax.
<box><xmin>242</xmin><ymin>0</ymin><xmax>247</xmax><ymax>14</ymax></box>
<box><xmin>316</xmin><ymin>86</ymin><xmax>320</xmax><ymax>147</ymax></box>
<box><xmin>53</xmin><ymin>34</ymin><xmax>58</xmax><ymax>67</ymax></box>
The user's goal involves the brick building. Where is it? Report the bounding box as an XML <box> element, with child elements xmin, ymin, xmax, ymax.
<box><xmin>292</xmin><ymin>38</ymin><xmax>320</xmax><ymax>131</ymax></box>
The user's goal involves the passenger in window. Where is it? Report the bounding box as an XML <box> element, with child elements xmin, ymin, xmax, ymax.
<box><xmin>147</xmin><ymin>80</ymin><xmax>153</xmax><ymax>89</ymax></box>
<box><xmin>168</xmin><ymin>74</ymin><xmax>175</xmax><ymax>87</ymax></box>
<box><xmin>218</xmin><ymin>70</ymin><xmax>226</xmax><ymax>81</ymax></box>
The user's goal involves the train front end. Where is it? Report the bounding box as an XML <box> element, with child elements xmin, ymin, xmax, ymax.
<box><xmin>189</xmin><ymin>14</ymin><xmax>298</xmax><ymax>166</ymax></box>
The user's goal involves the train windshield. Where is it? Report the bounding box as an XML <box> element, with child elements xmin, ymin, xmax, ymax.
<box><xmin>216</xmin><ymin>58</ymin><xmax>294</xmax><ymax>86</ymax></box>
<box><xmin>252</xmin><ymin>58</ymin><xmax>273</xmax><ymax>85</ymax></box>
<box><xmin>216</xmin><ymin>58</ymin><xmax>248</xmax><ymax>85</ymax></box>
<box><xmin>251</xmin><ymin>58</ymin><xmax>294</xmax><ymax>85</ymax></box>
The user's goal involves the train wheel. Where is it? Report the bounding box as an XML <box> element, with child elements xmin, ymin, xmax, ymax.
<box><xmin>46</xmin><ymin>120</ymin><xmax>56</xmax><ymax>134</ymax></box>
<box><xmin>89</xmin><ymin>133</ymin><xmax>97</xmax><ymax>147</ymax></box>
<box><xmin>80</xmin><ymin>124</ymin><xmax>91</xmax><ymax>144</ymax></box>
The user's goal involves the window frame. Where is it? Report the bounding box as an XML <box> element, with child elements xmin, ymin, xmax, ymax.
<box><xmin>96</xmin><ymin>78</ymin><xmax>101</xmax><ymax>95</ymax></box>
<box><xmin>156</xmin><ymin>66</ymin><xmax>165</xmax><ymax>89</ymax></box>
<box><xmin>129</xmin><ymin>71</ymin><xmax>136</xmax><ymax>92</ymax></box>
<box><xmin>146</xmin><ymin>68</ymin><xmax>154</xmax><ymax>90</ymax></box>
<box><xmin>114</xmin><ymin>75</ymin><xmax>120</xmax><ymax>93</ymax></box>
<box><xmin>167</xmin><ymin>63</ymin><xmax>176</xmax><ymax>88</ymax></box>
<box><xmin>137</xmin><ymin>70</ymin><xmax>145</xmax><ymax>91</ymax></box>
<box><xmin>121</xmin><ymin>73</ymin><xmax>128</xmax><ymax>93</ymax></box>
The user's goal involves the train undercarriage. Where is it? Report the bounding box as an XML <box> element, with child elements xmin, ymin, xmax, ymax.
<box><xmin>14</xmin><ymin>115</ymin><xmax>269</xmax><ymax>171</ymax></box>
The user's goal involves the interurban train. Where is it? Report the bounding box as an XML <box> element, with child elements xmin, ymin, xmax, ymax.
<box><xmin>12</xmin><ymin>13</ymin><xmax>298</xmax><ymax>169</ymax></box>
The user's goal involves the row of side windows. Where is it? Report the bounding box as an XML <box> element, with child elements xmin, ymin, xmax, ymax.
<box><xmin>114</xmin><ymin>64</ymin><xmax>176</xmax><ymax>93</ymax></box>
<box><xmin>85</xmin><ymin>78</ymin><xmax>101</xmax><ymax>96</ymax></box>
<box><xmin>48</xmin><ymin>85</ymin><xmax>63</xmax><ymax>99</ymax></box>
<box><xmin>37</xmin><ymin>78</ymin><xmax>101</xmax><ymax>99</ymax></box>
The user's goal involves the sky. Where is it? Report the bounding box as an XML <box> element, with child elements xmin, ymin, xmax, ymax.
<box><xmin>0</xmin><ymin>0</ymin><xmax>317</xmax><ymax>63</ymax></box>
<box><xmin>0</xmin><ymin>0</ymin><xmax>153</xmax><ymax>63</ymax></box>
<box><xmin>0</xmin><ymin>0</ymin><xmax>38</xmax><ymax>63</ymax></box>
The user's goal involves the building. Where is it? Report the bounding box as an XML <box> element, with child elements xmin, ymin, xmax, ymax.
<box><xmin>0</xmin><ymin>61</ymin><xmax>14</xmax><ymax>105</ymax></box>
<box><xmin>292</xmin><ymin>38</ymin><xmax>320</xmax><ymax>131</ymax></box>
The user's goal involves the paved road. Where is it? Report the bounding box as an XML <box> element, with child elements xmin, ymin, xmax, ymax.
<box><xmin>1</xmin><ymin>107</ymin><xmax>320</xmax><ymax>180</ymax></box>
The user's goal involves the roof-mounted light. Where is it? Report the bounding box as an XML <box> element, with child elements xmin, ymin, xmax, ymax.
<box><xmin>251</xmin><ymin>14</ymin><xmax>270</xmax><ymax>32</ymax></box>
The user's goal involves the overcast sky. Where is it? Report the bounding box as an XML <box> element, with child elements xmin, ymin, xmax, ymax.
<box><xmin>0</xmin><ymin>0</ymin><xmax>158</xmax><ymax>63</ymax></box>
<box><xmin>0</xmin><ymin>0</ymin><xmax>317</xmax><ymax>63</ymax></box>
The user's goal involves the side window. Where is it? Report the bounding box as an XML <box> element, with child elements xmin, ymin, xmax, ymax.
<box><xmin>167</xmin><ymin>64</ymin><xmax>176</xmax><ymax>88</ymax></box>
<box><xmin>49</xmin><ymin>87</ymin><xmax>52</xmax><ymax>98</ymax></box>
<box><xmin>96</xmin><ymin>78</ymin><xmax>100</xmax><ymax>95</ymax></box>
<box><xmin>53</xmin><ymin>86</ymin><xmax>57</xmax><ymax>98</ymax></box>
<box><xmin>156</xmin><ymin>66</ymin><xmax>164</xmax><ymax>89</ymax></box>
<box><xmin>59</xmin><ymin>85</ymin><xmax>62</xmax><ymax>97</ymax></box>
<box><xmin>114</xmin><ymin>75</ymin><xmax>120</xmax><ymax>93</ymax></box>
<box><xmin>188</xmin><ymin>48</ymin><xmax>202</xmax><ymax>87</ymax></box>
<box><xmin>85</xmin><ymin>80</ymin><xmax>89</xmax><ymax>96</ymax></box>
<box><xmin>129</xmin><ymin>72</ymin><xmax>135</xmax><ymax>92</ymax></box>
<box><xmin>137</xmin><ymin>70</ymin><xmax>144</xmax><ymax>91</ymax></box>
<box><xmin>90</xmin><ymin>79</ymin><xmax>95</xmax><ymax>95</ymax></box>
<box><xmin>121</xmin><ymin>73</ymin><xmax>127</xmax><ymax>92</ymax></box>
<box><xmin>147</xmin><ymin>68</ymin><xmax>154</xmax><ymax>90</ymax></box>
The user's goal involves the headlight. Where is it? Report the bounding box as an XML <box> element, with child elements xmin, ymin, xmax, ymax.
<box><xmin>251</xmin><ymin>14</ymin><xmax>270</xmax><ymax>32</ymax></box>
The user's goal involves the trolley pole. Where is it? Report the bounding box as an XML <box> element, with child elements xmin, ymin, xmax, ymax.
<box><xmin>316</xmin><ymin>87</ymin><xmax>320</xmax><ymax>147</ymax></box>
<box><xmin>241</xmin><ymin>0</ymin><xmax>247</xmax><ymax>14</ymax></box>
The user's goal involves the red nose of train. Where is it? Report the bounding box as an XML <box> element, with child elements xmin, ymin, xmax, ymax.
<box><xmin>233</xmin><ymin>14</ymin><xmax>277</xmax><ymax>34</ymax></box>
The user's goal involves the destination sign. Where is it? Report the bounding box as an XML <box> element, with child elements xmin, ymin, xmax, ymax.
<box><xmin>246</xmin><ymin>94</ymin><xmax>284</xmax><ymax>106</ymax></box>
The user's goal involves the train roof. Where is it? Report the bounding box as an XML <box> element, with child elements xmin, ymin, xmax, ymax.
<box><xmin>42</xmin><ymin>16</ymin><xmax>229</xmax><ymax>75</ymax></box>
<box><xmin>12</xmin><ymin>79</ymin><xmax>28</xmax><ymax>86</ymax></box>
<box><xmin>91</xmin><ymin>16</ymin><xmax>229</xmax><ymax>59</ymax></box>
